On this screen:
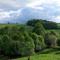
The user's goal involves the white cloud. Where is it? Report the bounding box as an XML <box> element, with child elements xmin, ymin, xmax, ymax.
<box><xmin>0</xmin><ymin>12</ymin><xmax>10</xmax><ymax>19</ymax></box>
<box><xmin>0</xmin><ymin>0</ymin><xmax>21</xmax><ymax>8</ymax></box>
<box><xmin>0</xmin><ymin>0</ymin><xmax>60</xmax><ymax>23</ymax></box>
<box><xmin>26</xmin><ymin>0</ymin><xmax>60</xmax><ymax>9</ymax></box>
<box><xmin>55</xmin><ymin>0</ymin><xmax>60</xmax><ymax>7</ymax></box>
<box><xmin>51</xmin><ymin>16</ymin><xmax>60</xmax><ymax>23</ymax></box>
<box><xmin>26</xmin><ymin>0</ymin><xmax>44</xmax><ymax>8</ymax></box>
<box><xmin>0</xmin><ymin>9</ymin><xmax>22</xmax><ymax>20</ymax></box>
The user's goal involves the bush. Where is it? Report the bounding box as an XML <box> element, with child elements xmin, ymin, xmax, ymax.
<box><xmin>45</xmin><ymin>32</ymin><xmax>57</xmax><ymax>48</ymax></box>
<box><xmin>57</xmin><ymin>38</ymin><xmax>60</xmax><ymax>46</ymax></box>
<box><xmin>19</xmin><ymin>32</ymin><xmax>35</xmax><ymax>56</ymax></box>
<box><xmin>33</xmin><ymin>22</ymin><xmax>45</xmax><ymax>36</ymax></box>
<box><xmin>38</xmin><ymin>35</ymin><xmax>46</xmax><ymax>48</ymax></box>
<box><xmin>30</xmin><ymin>33</ymin><xmax>45</xmax><ymax>52</ymax></box>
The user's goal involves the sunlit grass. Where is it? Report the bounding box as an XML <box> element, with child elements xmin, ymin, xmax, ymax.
<box><xmin>13</xmin><ymin>54</ymin><xmax>60</xmax><ymax>60</ymax></box>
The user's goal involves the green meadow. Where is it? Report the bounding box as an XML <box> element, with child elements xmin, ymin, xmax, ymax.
<box><xmin>13</xmin><ymin>54</ymin><xmax>60</xmax><ymax>60</ymax></box>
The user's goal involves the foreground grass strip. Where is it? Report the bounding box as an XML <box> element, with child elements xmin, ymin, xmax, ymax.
<box><xmin>12</xmin><ymin>54</ymin><xmax>60</xmax><ymax>60</ymax></box>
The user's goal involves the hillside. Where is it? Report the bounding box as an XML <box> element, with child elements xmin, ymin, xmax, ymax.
<box><xmin>0</xmin><ymin>19</ymin><xmax>60</xmax><ymax>60</ymax></box>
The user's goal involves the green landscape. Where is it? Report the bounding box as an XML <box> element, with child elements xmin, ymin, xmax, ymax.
<box><xmin>0</xmin><ymin>19</ymin><xmax>60</xmax><ymax>60</ymax></box>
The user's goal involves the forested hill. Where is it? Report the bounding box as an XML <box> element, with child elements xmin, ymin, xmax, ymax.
<box><xmin>0</xmin><ymin>19</ymin><xmax>60</xmax><ymax>58</ymax></box>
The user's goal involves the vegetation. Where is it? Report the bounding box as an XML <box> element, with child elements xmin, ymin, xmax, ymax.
<box><xmin>0</xmin><ymin>19</ymin><xmax>60</xmax><ymax>60</ymax></box>
<box><xmin>45</xmin><ymin>32</ymin><xmax>57</xmax><ymax>48</ymax></box>
<box><xmin>12</xmin><ymin>54</ymin><xmax>60</xmax><ymax>60</ymax></box>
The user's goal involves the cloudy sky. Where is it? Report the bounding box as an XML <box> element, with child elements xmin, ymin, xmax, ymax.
<box><xmin>0</xmin><ymin>0</ymin><xmax>60</xmax><ymax>23</ymax></box>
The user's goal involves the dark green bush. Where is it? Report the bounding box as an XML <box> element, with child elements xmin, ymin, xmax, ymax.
<box><xmin>45</xmin><ymin>32</ymin><xmax>57</xmax><ymax>48</ymax></box>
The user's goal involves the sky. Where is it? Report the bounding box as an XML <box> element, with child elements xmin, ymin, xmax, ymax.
<box><xmin>0</xmin><ymin>0</ymin><xmax>60</xmax><ymax>23</ymax></box>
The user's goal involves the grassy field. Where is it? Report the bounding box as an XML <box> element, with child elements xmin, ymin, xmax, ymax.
<box><xmin>0</xmin><ymin>24</ymin><xmax>24</xmax><ymax>28</ymax></box>
<box><xmin>0</xmin><ymin>48</ymin><xmax>60</xmax><ymax>60</ymax></box>
<box><xmin>0</xmin><ymin>54</ymin><xmax>60</xmax><ymax>60</ymax></box>
<box><xmin>11</xmin><ymin>48</ymin><xmax>60</xmax><ymax>60</ymax></box>
<box><xmin>12</xmin><ymin>54</ymin><xmax>60</xmax><ymax>60</ymax></box>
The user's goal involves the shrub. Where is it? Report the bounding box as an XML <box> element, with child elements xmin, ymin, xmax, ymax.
<box><xmin>45</xmin><ymin>32</ymin><xmax>57</xmax><ymax>48</ymax></box>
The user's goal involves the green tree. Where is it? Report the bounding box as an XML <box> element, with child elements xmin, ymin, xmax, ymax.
<box><xmin>26</xmin><ymin>19</ymin><xmax>40</xmax><ymax>27</ymax></box>
<box><xmin>30</xmin><ymin>33</ymin><xmax>45</xmax><ymax>52</ymax></box>
<box><xmin>22</xmin><ymin>32</ymin><xmax>35</xmax><ymax>56</ymax></box>
<box><xmin>38</xmin><ymin>35</ymin><xmax>45</xmax><ymax>48</ymax></box>
<box><xmin>33</xmin><ymin>22</ymin><xmax>45</xmax><ymax>36</ymax></box>
<box><xmin>43</xmin><ymin>21</ymin><xmax>58</xmax><ymax>29</ymax></box>
<box><xmin>45</xmin><ymin>32</ymin><xmax>57</xmax><ymax>48</ymax></box>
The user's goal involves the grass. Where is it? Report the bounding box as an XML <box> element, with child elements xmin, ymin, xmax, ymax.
<box><xmin>12</xmin><ymin>48</ymin><xmax>60</xmax><ymax>60</ymax></box>
<box><xmin>0</xmin><ymin>24</ymin><xmax>24</xmax><ymax>28</ymax></box>
<box><xmin>0</xmin><ymin>49</ymin><xmax>60</xmax><ymax>60</ymax></box>
<box><xmin>12</xmin><ymin>54</ymin><xmax>60</xmax><ymax>60</ymax></box>
<box><xmin>40</xmin><ymin>48</ymin><xmax>60</xmax><ymax>54</ymax></box>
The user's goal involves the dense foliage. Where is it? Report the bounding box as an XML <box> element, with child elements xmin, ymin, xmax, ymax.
<box><xmin>0</xmin><ymin>19</ymin><xmax>60</xmax><ymax>57</ymax></box>
<box><xmin>27</xmin><ymin>19</ymin><xmax>58</xmax><ymax>29</ymax></box>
